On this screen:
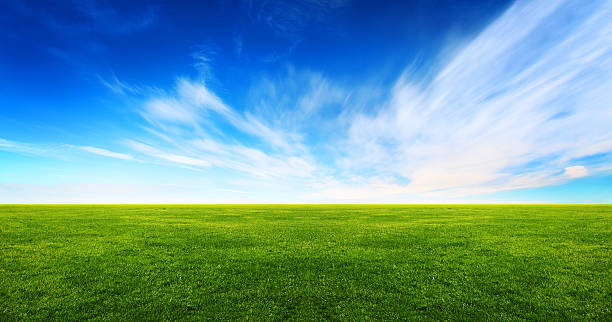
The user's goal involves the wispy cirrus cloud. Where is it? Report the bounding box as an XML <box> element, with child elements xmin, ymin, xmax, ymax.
<box><xmin>141</xmin><ymin>77</ymin><xmax>299</xmax><ymax>152</ymax></box>
<box><xmin>0</xmin><ymin>138</ymin><xmax>50</xmax><ymax>156</ymax></box>
<box><xmin>323</xmin><ymin>0</ymin><xmax>612</xmax><ymax>200</ymax></box>
<box><xmin>125</xmin><ymin>140</ymin><xmax>210</xmax><ymax>168</ymax></box>
<box><xmin>0</xmin><ymin>139</ymin><xmax>136</xmax><ymax>162</ymax></box>
<box><xmin>5</xmin><ymin>0</ymin><xmax>609</xmax><ymax>203</ymax></box>
<box><xmin>97</xmin><ymin>74</ymin><xmax>150</xmax><ymax>96</ymax></box>
<box><xmin>108</xmin><ymin>0</ymin><xmax>611</xmax><ymax>201</ymax></box>
<box><xmin>111</xmin><ymin>73</ymin><xmax>320</xmax><ymax>180</ymax></box>
<box><xmin>76</xmin><ymin>146</ymin><xmax>134</xmax><ymax>161</ymax></box>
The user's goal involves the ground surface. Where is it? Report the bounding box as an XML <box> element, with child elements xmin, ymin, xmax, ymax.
<box><xmin>0</xmin><ymin>205</ymin><xmax>610</xmax><ymax>320</ymax></box>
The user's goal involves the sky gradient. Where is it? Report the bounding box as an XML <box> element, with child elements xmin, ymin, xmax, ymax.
<box><xmin>1</xmin><ymin>0</ymin><xmax>611</xmax><ymax>203</ymax></box>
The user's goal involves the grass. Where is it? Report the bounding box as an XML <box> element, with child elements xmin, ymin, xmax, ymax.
<box><xmin>0</xmin><ymin>205</ymin><xmax>610</xmax><ymax>320</ymax></box>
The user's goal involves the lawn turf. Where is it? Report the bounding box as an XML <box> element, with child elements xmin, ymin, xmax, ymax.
<box><xmin>1</xmin><ymin>205</ymin><xmax>610</xmax><ymax>320</ymax></box>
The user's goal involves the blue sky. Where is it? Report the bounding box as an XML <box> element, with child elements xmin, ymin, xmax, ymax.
<box><xmin>1</xmin><ymin>0</ymin><xmax>611</xmax><ymax>203</ymax></box>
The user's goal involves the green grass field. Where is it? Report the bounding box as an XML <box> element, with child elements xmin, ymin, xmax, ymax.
<box><xmin>1</xmin><ymin>205</ymin><xmax>610</xmax><ymax>320</ymax></box>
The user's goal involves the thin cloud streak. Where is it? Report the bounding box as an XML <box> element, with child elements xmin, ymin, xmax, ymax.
<box><xmin>0</xmin><ymin>138</ymin><xmax>48</xmax><ymax>156</ymax></box>
<box><xmin>76</xmin><ymin>146</ymin><xmax>134</xmax><ymax>161</ymax></box>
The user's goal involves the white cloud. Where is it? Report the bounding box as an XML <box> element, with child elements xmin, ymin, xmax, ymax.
<box><xmin>97</xmin><ymin>75</ymin><xmax>142</xmax><ymax>95</ymax></box>
<box><xmin>125</xmin><ymin>140</ymin><xmax>210</xmax><ymax>168</ymax></box>
<box><xmin>0</xmin><ymin>138</ymin><xmax>44</xmax><ymax>155</ymax></box>
<box><xmin>141</xmin><ymin>77</ymin><xmax>297</xmax><ymax>151</ymax></box>
<box><xmin>77</xmin><ymin>146</ymin><xmax>134</xmax><ymax>161</ymax></box>
<box><xmin>9</xmin><ymin>0</ymin><xmax>608</xmax><ymax>203</ymax></box>
<box><xmin>0</xmin><ymin>138</ymin><xmax>69</xmax><ymax>159</ymax></box>
<box><xmin>177</xmin><ymin>79</ymin><xmax>230</xmax><ymax>115</ymax></box>
<box><xmin>145</xmin><ymin>97</ymin><xmax>197</xmax><ymax>124</ymax></box>
<box><xmin>334</xmin><ymin>0</ymin><xmax>612</xmax><ymax>199</ymax></box>
<box><xmin>564</xmin><ymin>166</ymin><xmax>588</xmax><ymax>179</ymax></box>
<box><xmin>124</xmin><ymin>0</ymin><xmax>612</xmax><ymax>202</ymax></box>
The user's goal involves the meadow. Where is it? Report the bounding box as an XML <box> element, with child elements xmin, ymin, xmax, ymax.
<box><xmin>0</xmin><ymin>205</ymin><xmax>610</xmax><ymax>320</ymax></box>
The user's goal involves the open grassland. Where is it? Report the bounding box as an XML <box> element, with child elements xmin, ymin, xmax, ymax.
<box><xmin>0</xmin><ymin>205</ymin><xmax>610</xmax><ymax>320</ymax></box>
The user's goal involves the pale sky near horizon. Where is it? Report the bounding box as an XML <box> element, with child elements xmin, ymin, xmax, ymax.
<box><xmin>1</xmin><ymin>0</ymin><xmax>611</xmax><ymax>203</ymax></box>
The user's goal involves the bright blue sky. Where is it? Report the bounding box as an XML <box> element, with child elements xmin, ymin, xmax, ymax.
<box><xmin>1</xmin><ymin>0</ymin><xmax>611</xmax><ymax>203</ymax></box>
